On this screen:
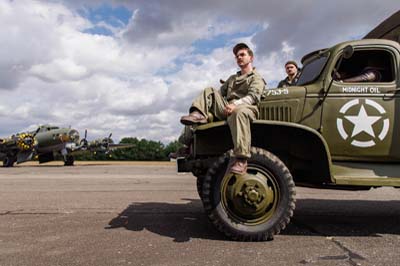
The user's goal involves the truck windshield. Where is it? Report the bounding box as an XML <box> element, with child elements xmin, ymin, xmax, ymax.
<box><xmin>297</xmin><ymin>54</ymin><xmax>329</xmax><ymax>86</ymax></box>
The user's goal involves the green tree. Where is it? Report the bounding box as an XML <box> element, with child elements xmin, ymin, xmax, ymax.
<box><xmin>163</xmin><ymin>140</ymin><xmax>183</xmax><ymax>158</ymax></box>
<box><xmin>75</xmin><ymin>137</ymin><xmax>181</xmax><ymax>161</ymax></box>
<box><xmin>112</xmin><ymin>137</ymin><xmax>166</xmax><ymax>161</ymax></box>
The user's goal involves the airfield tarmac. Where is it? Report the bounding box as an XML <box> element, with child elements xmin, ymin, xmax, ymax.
<box><xmin>0</xmin><ymin>161</ymin><xmax>399</xmax><ymax>266</ymax></box>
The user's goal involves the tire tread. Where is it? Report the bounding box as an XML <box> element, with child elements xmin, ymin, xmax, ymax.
<box><xmin>202</xmin><ymin>147</ymin><xmax>296</xmax><ymax>241</ymax></box>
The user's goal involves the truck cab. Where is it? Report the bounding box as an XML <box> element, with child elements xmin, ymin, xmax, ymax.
<box><xmin>177</xmin><ymin>11</ymin><xmax>400</xmax><ymax>241</ymax></box>
<box><xmin>257</xmin><ymin>38</ymin><xmax>400</xmax><ymax>187</ymax></box>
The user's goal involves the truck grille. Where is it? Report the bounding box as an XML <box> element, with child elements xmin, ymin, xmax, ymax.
<box><xmin>259</xmin><ymin>106</ymin><xmax>292</xmax><ymax>122</ymax></box>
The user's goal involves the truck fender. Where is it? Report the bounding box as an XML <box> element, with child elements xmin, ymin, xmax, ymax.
<box><xmin>194</xmin><ymin>120</ymin><xmax>333</xmax><ymax>184</ymax></box>
<box><xmin>251</xmin><ymin>120</ymin><xmax>332</xmax><ymax>184</ymax></box>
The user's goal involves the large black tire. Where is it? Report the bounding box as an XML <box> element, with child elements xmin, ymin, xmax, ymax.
<box><xmin>3</xmin><ymin>157</ymin><xmax>16</xmax><ymax>167</ymax></box>
<box><xmin>192</xmin><ymin>168</ymin><xmax>208</xmax><ymax>200</ymax></box>
<box><xmin>196</xmin><ymin>175</ymin><xmax>205</xmax><ymax>200</ymax></box>
<box><xmin>64</xmin><ymin>155</ymin><xmax>74</xmax><ymax>166</ymax></box>
<box><xmin>202</xmin><ymin>147</ymin><xmax>296</xmax><ymax>241</ymax></box>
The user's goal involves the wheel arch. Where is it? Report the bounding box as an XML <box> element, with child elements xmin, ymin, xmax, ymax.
<box><xmin>194</xmin><ymin>120</ymin><xmax>333</xmax><ymax>185</ymax></box>
<box><xmin>252</xmin><ymin>121</ymin><xmax>332</xmax><ymax>185</ymax></box>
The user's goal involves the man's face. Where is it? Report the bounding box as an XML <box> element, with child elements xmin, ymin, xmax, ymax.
<box><xmin>285</xmin><ymin>64</ymin><xmax>297</xmax><ymax>76</ymax></box>
<box><xmin>235</xmin><ymin>49</ymin><xmax>253</xmax><ymax>68</ymax></box>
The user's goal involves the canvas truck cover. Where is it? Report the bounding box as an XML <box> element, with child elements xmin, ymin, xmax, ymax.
<box><xmin>364</xmin><ymin>10</ymin><xmax>400</xmax><ymax>43</ymax></box>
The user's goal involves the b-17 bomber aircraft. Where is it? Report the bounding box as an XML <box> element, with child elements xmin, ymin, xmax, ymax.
<box><xmin>0</xmin><ymin>125</ymin><xmax>130</xmax><ymax>167</ymax></box>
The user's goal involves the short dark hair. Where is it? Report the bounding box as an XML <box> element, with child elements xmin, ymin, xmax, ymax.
<box><xmin>285</xmin><ymin>60</ymin><xmax>298</xmax><ymax>69</ymax></box>
<box><xmin>233</xmin><ymin>43</ymin><xmax>253</xmax><ymax>57</ymax></box>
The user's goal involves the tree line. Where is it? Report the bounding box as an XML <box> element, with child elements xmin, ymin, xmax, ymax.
<box><xmin>74</xmin><ymin>137</ymin><xmax>182</xmax><ymax>161</ymax></box>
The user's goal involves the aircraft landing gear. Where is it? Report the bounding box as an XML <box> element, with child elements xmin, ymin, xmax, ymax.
<box><xmin>64</xmin><ymin>155</ymin><xmax>75</xmax><ymax>166</ymax></box>
<box><xmin>3</xmin><ymin>156</ymin><xmax>16</xmax><ymax>167</ymax></box>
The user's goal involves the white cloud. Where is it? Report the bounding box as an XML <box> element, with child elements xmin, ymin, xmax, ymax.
<box><xmin>0</xmin><ymin>0</ymin><xmax>90</xmax><ymax>89</ymax></box>
<box><xmin>281</xmin><ymin>41</ymin><xmax>295</xmax><ymax>59</ymax></box>
<box><xmin>1</xmin><ymin>0</ymin><xmax>399</xmax><ymax>144</ymax></box>
<box><xmin>30</xmin><ymin>58</ymin><xmax>90</xmax><ymax>82</ymax></box>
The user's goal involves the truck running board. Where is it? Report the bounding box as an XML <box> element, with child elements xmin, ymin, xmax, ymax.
<box><xmin>332</xmin><ymin>162</ymin><xmax>400</xmax><ymax>187</ymax></box>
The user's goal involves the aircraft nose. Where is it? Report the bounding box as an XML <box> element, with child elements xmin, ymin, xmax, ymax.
<box><xmin>24</xmin><ymin>137</ymin><xmax>33</xmax><ymax>145</ymax></box>
<box><xmin>68</xmin><ymin>129</ymin><xmax>80</xmax><ymax>143</ymax></box>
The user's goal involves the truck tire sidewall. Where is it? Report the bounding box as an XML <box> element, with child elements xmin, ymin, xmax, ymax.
<box><xmin>203</xmin><ymin>147</ymin><xmax>295</xmax><ymax>239</ymax></box>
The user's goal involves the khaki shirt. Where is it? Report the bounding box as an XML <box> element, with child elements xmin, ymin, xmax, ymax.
<box><xmin>219</xmin><ymin>69</ymin><xmax>265</xmax><ymax>104</ymax></box>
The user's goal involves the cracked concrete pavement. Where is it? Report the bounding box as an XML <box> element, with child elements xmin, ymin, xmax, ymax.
<box><xmin>0</xmin><ymin>161</ymin><xmax>399</xmax><ymax>266</ymax></box>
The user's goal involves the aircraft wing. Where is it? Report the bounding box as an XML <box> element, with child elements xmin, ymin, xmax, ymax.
<box><xmin>107</xmin><ymin>143</ymin><xmax>135</xmax><ymax>150</ymax></box>
<box><xmin>65</xmin><ymin>135</ymin><xmax>134</xmax><ymax>155</ymax></box>
<box><xmin>84</xmin><ymin>138</ymin><xmax>134</xmax><ymax>153</ymax></box>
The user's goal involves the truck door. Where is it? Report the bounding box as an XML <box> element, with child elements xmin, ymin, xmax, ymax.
<box><xmin>321</xmin><ymin>46</ymin><xmax>400</xmax><ymax>161</ymax></box>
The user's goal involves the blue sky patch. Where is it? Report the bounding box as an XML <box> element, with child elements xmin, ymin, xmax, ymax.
<box><xmin>83</xmin><ymin>26</ymin><xmax>114</xmax><ymax>36</ymax></box>
<box><xmin>79</xmin><ymin>4</ymin><xmax>132</xmax><ymax>36</ymax></box>
<box><xmin>156</xmin><ymin>24</ymin><xmax>264</xmax><ymax>77</ymax></box>
<box><xmin>191</xmin><ymin>24</ymin><xmax>263</xmax><ymax>55</ymax></box>
<box><xmin>155</xmin><ymin>54</ymin><xmax>205</xmax><ymax>77</ymax></box>
<box><xmin>155</xmin><ymin>57</ymin><xmax>186</xmax><ymax>77</ymax></box>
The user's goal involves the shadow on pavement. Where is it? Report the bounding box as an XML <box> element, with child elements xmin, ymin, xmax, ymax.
<box><xmin>106</xmin><ymin>198</ymin><xmax>400</xmax><ymax>241</ymax></box>
<box><xmin>106</xmin><ymin>198</ymin><xmax>227</xmax><ymax>242</ymax></box>
<box><xmin>18</xmin><ymin>163</ymin><xmax>108</xmax><ymax>167</ymax></box>
<box><xmin>285</xmin><ymin>198</ymin><xmax>400</xmax><ymax>237</ymax></box>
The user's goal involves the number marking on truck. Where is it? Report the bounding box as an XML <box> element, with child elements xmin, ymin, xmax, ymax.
<box><xmin>265</xmin><ymin>88</ymin><xmax>289</xmax><ymax>96</ymax></box>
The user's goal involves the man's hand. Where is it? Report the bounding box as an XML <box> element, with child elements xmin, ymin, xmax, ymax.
<box><xmin>224</xmin><ymin>103</ymin><xmax>237</xmax><ymax>116</ymax></box>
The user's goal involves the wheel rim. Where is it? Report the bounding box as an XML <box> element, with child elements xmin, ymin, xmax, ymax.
<box><xmin>220</xmin><ymin>164</ymin><xmax>280</xmax><ymax>225</ymax></box>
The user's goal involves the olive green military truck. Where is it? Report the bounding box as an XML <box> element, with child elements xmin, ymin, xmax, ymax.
<box><xmin>177</xmin><ymin>11</ymin><xmax>400</xmax><ymax>241</ymax></box>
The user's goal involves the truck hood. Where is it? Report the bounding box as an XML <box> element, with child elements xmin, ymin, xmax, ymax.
<box><xmin>364</xmin><ymin>10</ymin><xmax>400</xmax><ymax>43</ymax></box>
<box><xmin>259</xmin><ymin>86</ymin><xmax>306</xmax><ymax>122</ymax></box>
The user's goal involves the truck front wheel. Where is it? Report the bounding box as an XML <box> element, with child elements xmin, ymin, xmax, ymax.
<box><xmin>202</xmin><ymin>147</ymin><xmax>296</xmax><ymax>241</ymax></box>
<box><xmin>196</xmin><ymin>175</ymin><xmax>204</xmax><ymax>200</ymax></box>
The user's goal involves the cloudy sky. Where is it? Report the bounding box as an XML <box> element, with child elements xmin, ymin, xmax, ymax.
<box><xmin>0</xmin><ymin>0</ymin><xmax>399</xmax><ymax>143</ymax></box>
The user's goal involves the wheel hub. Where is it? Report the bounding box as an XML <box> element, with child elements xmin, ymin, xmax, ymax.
<box><xmin>246</xmin><ymin>188</ymin><xmax>259</xmax><ymax>203</ymax></box>
<box><xmin>224</xmin><ymin>172</ymin><xmax>275</xmax><ymax>219</ymax></box>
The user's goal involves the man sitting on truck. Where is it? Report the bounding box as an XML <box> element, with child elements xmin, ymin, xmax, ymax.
<box><xmin>180</xmin><ymin>43</ymin><xmax>266</xmax><ymax>175</ymax></box>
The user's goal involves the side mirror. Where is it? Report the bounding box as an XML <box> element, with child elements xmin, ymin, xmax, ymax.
<box><xmin>343</xmin><ymin>45</ymin><xmax>354</xmax><ymax>59</ymax></box>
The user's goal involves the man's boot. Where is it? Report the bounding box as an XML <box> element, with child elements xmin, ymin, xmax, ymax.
<box><xmin>180</xmin><ymin>111</ymin><xmax>207</xmax><ymax>125</ymax></box>
<box><xmin>227</xmin><ymin>157</ymin><xmax>248</xmax><ymax>175</ymax></box>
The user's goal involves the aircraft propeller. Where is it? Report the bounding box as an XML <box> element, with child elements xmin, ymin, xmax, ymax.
<box><xmin>33</xmin><ymin>127</ymin><xmax>41</xmax><ymax>137</ymax></box>
<box><xmin>80</xmin><ymin>129</ymin><xmax>88</xmax><ymax>147</ymax></box>
<box><xmin>103</xmin><ymin>133</ymin><xmax>113</xmax><ymax>152</ymax></box>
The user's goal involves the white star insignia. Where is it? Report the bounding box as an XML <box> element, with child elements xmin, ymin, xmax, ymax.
<box><xmin>345</xmin><ymin>105</ymin><xmax>381</xmax><ymax>138</ymax></box>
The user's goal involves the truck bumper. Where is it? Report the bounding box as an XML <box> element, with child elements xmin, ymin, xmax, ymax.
<box><xmin>177</xmin><ymin>157</ymin><xmax>193</xmax><ymax>172</ymax></box>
